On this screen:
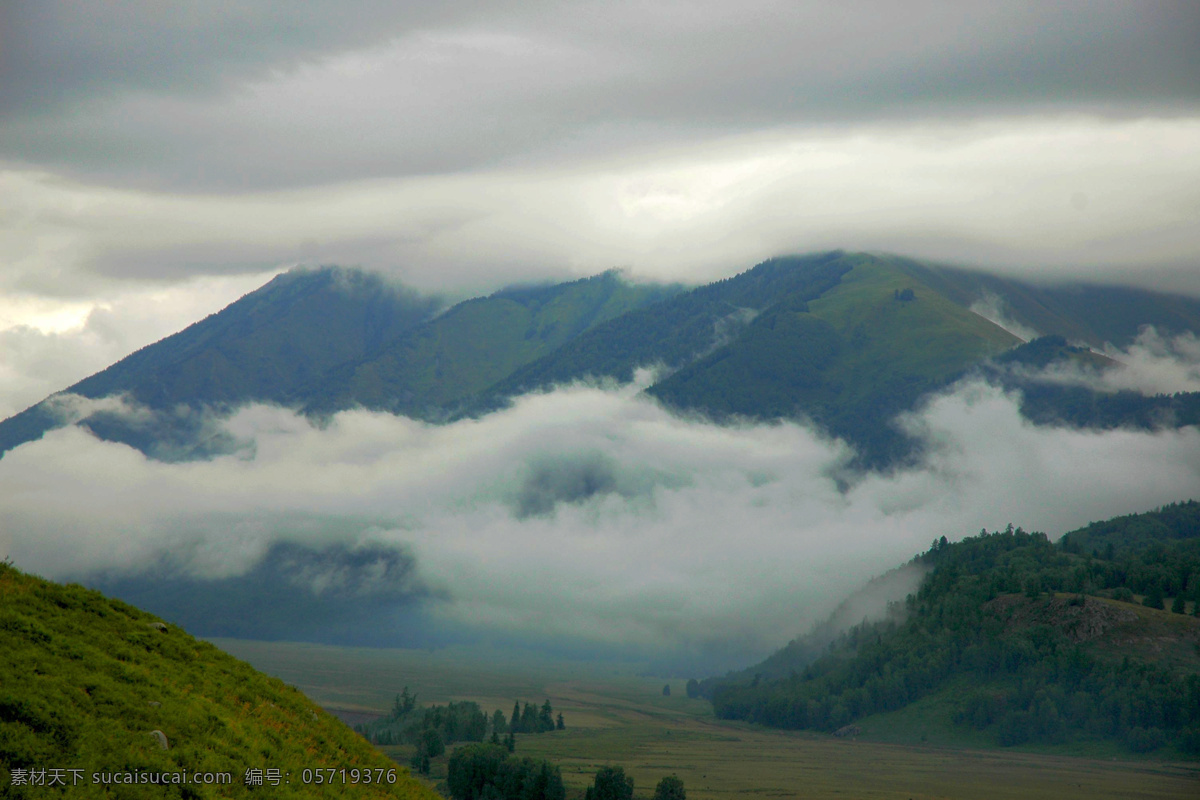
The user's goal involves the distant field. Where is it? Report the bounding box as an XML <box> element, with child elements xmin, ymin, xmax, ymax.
<box><xmin>214</xmin><ymin>639</ymin><xmax>1200</xmax><ymax>799</ymax></box>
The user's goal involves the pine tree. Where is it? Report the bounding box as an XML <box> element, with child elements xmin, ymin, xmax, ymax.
<box><xmin>511</xmin><ymin>701</ymin><xmax>521</xmax><ymax>733</ymax></box>
<box><xmin>556</xmin><ymin>712</ymin><xmax>565</xmax><ymax>730</ymax></box>
<box><xmin>521</xmin><ymin>702</ymin><xmax>537</xmax><ymax>733</ymax></box>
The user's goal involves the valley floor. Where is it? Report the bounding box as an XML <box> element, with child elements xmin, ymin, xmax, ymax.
<box><xmin>213</xmin><ymin>639</ymin><xmax>1200</xmax><ymax>799</ymax></box>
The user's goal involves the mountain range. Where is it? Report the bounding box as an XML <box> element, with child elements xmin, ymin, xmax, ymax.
<box><xmin>5</xmin><ymin>250</ymin><xmax>1200</xmax><ymax>467</ymax></box>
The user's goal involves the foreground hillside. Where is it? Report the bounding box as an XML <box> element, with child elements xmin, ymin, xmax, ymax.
<box><xmin>708</xmin><ymin>502</ymin><xmax>1200</xmax><ymax>758</ymax></box>
<box><xmin>0</xmin><ymin>562</ymin><xmax>437</xmax><ymax>799</ymax></box>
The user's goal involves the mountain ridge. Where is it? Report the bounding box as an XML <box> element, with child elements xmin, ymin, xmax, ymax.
<box><xmin>5</xmin><ymin>252</ymin><xmax>1200</xmax><ymax>467</ymax></box>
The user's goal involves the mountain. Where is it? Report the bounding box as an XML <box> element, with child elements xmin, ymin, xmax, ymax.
<box><xmin>983</xmin><ymin>335</ymin><xmax>1200</xmax><ymax>432</ymax></box>
<box><xmin>896</xmin><ymin>257</ymin><xmax>1200</xmax><ymax>348</ymax></box>
<box><xmin>0</xmin><ymin>267</ymin><xmax>676</xmax><ymax>458</ymax></box>
<box><xmin>0</xmin><ymin>266</ymin><xmax>441</xmax><ymax>458</ymax></box>
<box><xmin>478</xmin><ymin>251</ymin><xmax>1200</xmax><ymax>464</ymax></box>
<box><xmin>299</xmin><ymin>270</ymin><xmax>681</xmax><ymax>418</ymax></box>
<box><xmin>704</xmin><ymin>502</ymin><xmax>1200</xmax><ymax>757</ymax></box>
<box><xmin>0</xmin><ymin>561</ymin><xmax>437</xmax><ymax>798</ymax></box>
<box><xmin>4</xmin><ymin>251</ymin><xmax>1200</xmax><ymax>466</ymax></box>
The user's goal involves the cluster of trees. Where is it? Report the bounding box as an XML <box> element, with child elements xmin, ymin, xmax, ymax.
<box><xmin>446</xmin><ymin>744</ymin><xmax>565</xmax><ymax>800</ymax></box>
<box><xmin>710</xmin><ymin>504</ymin><xmax>1200</xmax><ymax>754</ymax></box>
<box><xmin>356</xmin><ymin>692</ymin><xmax>567</xmax><ymax>773</ymax></box>
<box><xmin>446</xmin><ymin>746</ymin><xmax>688</xmax><ymax>800</ymax></box>
<box><xmin>357</xmin><ymin>689</ymin><xmax>488</xmax><ymax>755</ymax></box>
<box><xmin>581</xmin><ymin>767</ymin><xmax>686</xmax><ymax>800</ymax></box>
<box><xmin>444</xmin><ymin>746</ymin><xmax>687</xmax><ymax>799</ymax></box>
<box><xmin>506</xmin><ymin>699</ymin><xmax>564</xmax><ymax>735</ymax></box>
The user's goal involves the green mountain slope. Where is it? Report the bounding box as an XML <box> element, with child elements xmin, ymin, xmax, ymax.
<box><xmin>647</xmin><ymin>254</ymin><xmax>1019</xmax><ymax>462</ymax></box>
<box><xmin>480</xmin><ymin>252</ymin><xmax>1020</xmax><ymax>464</ymax></box>
<box><xmin>0</xmin><ymin>561</ymin><xmax>438</xmax><ymax>799</ymax></box>
<box><xmin>479</xmin><ymin>252</ymin><xmax>855</xmax><ymax>396</ymax></box>
<box><xmin>707</xmin><ymin>503</ymin><xmax>1200</xmax><ymax>758</ymax></box>
<box><xmin>302</xmin><ymin>270</ymin><xmax>680</xmax><ymax>417</ymax></box>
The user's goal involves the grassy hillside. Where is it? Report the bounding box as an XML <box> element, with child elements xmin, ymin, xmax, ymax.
<box><xmin>0</xmin><ymin>562</ymin><xmax>438</xmax><ymax>799</ymax></box>
<box><xmin>478</xmin><ymin>252</ymin><xmax>855</xmax><ymax>398</ymax></box>
<box><xmin>304</xmin><ymin>270</ymin><xmax>680</xmax><ymax>417</ymax></box>
<box><xmin>708</xmin><ymin>503</ymin><xmax>1200</xmax><ymax>759</ymax></box>
<box><xmin>648</xmin><ymin>254</ymin><xmax>1019</xmax><ymax>463</ymax></box>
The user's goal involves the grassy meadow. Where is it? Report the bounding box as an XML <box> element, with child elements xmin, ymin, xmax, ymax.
<box><xmin>213</xmin><ymin>639</ymin><xmax>1200</xmax><ymax>799</ymax></box>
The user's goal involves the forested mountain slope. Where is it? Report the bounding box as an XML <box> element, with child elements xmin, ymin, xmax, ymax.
<box><xmin>706</xmin><ymin>502</ymin><xmax>1200</xmax><ymax>757</ymax></box>
<box><xmin>0</xmin><ymin>562</ymin><xmax>438</xmax><ymax>798</ymax></box>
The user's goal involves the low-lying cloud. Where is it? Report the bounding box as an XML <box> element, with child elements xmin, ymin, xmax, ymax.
<box><xmin>3</xmin><ymin>375</ymin><xmax>1199</xmax><ymax>666</ymax></box>
<box><xmin>1036</xmin><ymin>327</ymin><xmax>1200</xmax><ymax>396</ymax></box>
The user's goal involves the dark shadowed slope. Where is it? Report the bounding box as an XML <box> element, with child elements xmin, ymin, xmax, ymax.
<box><xmin>0</xmin><ymin>266</ymin><xmax>442</xmax><ymax>457</ymax></box>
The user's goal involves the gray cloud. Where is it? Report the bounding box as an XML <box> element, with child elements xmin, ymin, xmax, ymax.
<box><xmin>0</xmin><ymin>271</ymin><xmax>278</xmax><ymax>417</ymax></box>
<box><xmin>1</xmin><ymin>2</ymin><xmax>1197</xmax><ymax>355</ymax></box>
<box><xmin>2</xmin><ymin>375</ymin><xmax>1199</xmax><ymax>664</ymax></box>
<box><xmin>0</xmin><ymin>2</ymin><xmax>497</xmax><ymax>116</ymax></box>
<box><xmin>2</xmin><ymin>2</ymin><xmax>1196</xmax><ymax>190</ymax></box>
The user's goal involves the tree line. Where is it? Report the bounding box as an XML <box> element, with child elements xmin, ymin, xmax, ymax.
<box><xmin>447</xmin><ymin>745</ymin><xmax>686</xmax><ymax>800</ymax></box>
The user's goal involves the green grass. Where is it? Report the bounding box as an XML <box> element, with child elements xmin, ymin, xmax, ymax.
<box><xmin>220</xmin><ymin>640</ymin><xmax>1200</xmax><ymax>799</ymax></box>
<box><xmin>0</xmin><ymin>564</ymin><xmax>437</xmax><ymax>799</ymax></box>
<box><xmin>806</xmin><ymin>254</ymin><xmax>1020</xmax><ymax>400</ymax></box>
<box><xmin>315</xmin><ymin>271</ymin><xmax>676</xmax><ymax>414</ymax></box>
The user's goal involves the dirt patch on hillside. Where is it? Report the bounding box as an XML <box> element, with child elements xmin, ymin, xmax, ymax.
<box><xmin>985</xmin><ymin>594</ymin><xmax>1136</xmax><ymax>642</ymax></box>
<box><xmin>985</xmin><ymin>593</ymin><xmax>1200</xmax><ymax>669</ymax></box>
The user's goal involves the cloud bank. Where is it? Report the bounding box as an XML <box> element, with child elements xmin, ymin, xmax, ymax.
<box><xmin>1035</xmin><ymin>327</ymin><xmax>1200</xmax><ymax>396</ymax></box>
<box><xmin>3</xmin><ymin>374</ymin><xmax>1199</xmax><ymax>664</ymax></box>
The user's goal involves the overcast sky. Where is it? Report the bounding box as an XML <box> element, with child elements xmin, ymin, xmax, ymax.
<box><xmin>2</xmin><ymin>1</ymin><xmax>1199</xmax><ymax>409</ymax></box>
<box><xmin>4</xmin><ymin>2</ymin><xmax>1200</xmax><ymax>663</ymax></box>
